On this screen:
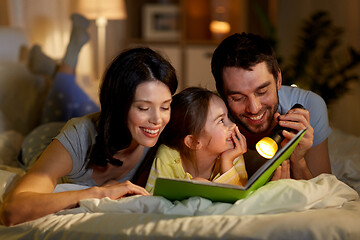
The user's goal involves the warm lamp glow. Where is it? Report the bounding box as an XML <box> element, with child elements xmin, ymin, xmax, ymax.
<box><xmin>76</xmin><ymin>0</ymin><xmax>127</xmax><ymax>20</ymax></box>
<box><xmin>73</xmin><ymin>0</ymin><xmax>127</xmax><ymax>80</ymax></box>
<box><xmin>210</xmin><ymin>0</ymin><xmax>231</xmax><ymax>39</ymax></box>
<box><xmin>209</xmin><ymin>20</ymin><xmax>231</xmax><ymax>35</ymax></box>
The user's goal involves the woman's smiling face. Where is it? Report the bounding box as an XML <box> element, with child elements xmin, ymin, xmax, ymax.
<box><xmin>127</xmin><ymin>80</ymin><xmax>172</xmax><ymax>148</ymax></box>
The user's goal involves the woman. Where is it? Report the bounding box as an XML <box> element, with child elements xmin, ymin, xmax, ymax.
<box><xmin>0</xmin><ymin>47</ymin><xmax>178</xmax><ymax>226</ymax></box>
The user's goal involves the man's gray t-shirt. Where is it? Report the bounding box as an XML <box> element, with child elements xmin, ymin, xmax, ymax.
<box><xmin>278</xmin><ymin>86</ymin><xmax>332</xmax><ymax>146</ymax></box>
<box><xmin>55</xmin><ymin>113</ymin><xmax>148</xmax><ymax>186</ymax></box>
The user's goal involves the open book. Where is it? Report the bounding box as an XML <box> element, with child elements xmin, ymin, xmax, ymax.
<box><xmin>153</xmin><ymin>128</ymin><xmax>307</xmax><ymax>203</ymax></box>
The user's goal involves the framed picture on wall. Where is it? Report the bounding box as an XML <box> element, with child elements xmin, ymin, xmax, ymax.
<box><xmin>142</xmin><ymin>4</ymin><xmax>180</xmax><ymax>41</ymax></box>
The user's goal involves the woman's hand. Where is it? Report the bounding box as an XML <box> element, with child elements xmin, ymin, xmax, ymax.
<box><xmin>99</xmin><ymin>180</ymin><xmax>150</xmax><ymax>199</ymax></box>
<box><xmin>220</xmin><ymin>126</ymin><xmax>247</xmax><ymax>173</ymax></box>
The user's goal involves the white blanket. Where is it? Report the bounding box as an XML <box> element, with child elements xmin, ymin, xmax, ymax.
<box><xmin>1</xmin><ymin>127</ymin><xmax>360</xmax><ymax>239</ymax></box>
<box><xmin>1</xmin><ymin>174</ymin><xmax>359</xmax><ymax>240</ymax></box>
<box><xmin>57</xmin><ymin>174</ymin><xmax>358</xmax><ymax>217</ymax></box>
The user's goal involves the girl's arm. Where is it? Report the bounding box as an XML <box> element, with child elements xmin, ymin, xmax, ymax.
<box><xmin>214</xmin><ymin>127</ymin><xmax>248</xmax><ymax>186</ymax></box>
<box><xmin>0</xmin><ymin>139</ymin><xmax>149</xmax><ymax>226</ymax></box>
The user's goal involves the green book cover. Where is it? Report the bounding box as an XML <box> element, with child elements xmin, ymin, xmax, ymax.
<box><xmin>153</xmin><ymin>128</ymin><xmax>307</xmax><ymax>203</ymax></box>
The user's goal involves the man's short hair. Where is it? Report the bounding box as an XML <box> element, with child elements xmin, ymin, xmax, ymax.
<box><xmin>211</xmin><ymin>32</ymin><xmax>280</xmax><ymax>99</ymax></box>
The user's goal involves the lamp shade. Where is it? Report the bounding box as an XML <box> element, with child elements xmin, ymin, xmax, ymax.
<box><xmin>74</xmin><ymin>0</ymin><xmax>127</xmax><ymax>20</ymax></box>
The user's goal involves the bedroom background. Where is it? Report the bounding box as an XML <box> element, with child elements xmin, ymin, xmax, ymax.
<box><xmin>0</xmin><ymin>0</ymin><xmax>359</xmax><ymax>137</ymax></box>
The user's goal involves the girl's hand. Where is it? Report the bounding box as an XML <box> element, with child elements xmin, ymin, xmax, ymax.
<box><xmin>99</xmin><ymin>180</ymin><xmax>150</xmax><ymax>199</ymax></box>
<box><xmin>191</xmin><ymin>177</ymin><xmax>210</xmax><ymax>182</ymax></box>
<box><xmin>220</xmin><ymin>126</ymin><xmax>247</xmax><ymax>173</ymax></box>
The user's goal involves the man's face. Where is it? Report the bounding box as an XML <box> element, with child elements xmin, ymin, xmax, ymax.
<box><xmin>222</xmin><ymin>62</ymin><xmax>281</xmax><ymax>135</ymax></box>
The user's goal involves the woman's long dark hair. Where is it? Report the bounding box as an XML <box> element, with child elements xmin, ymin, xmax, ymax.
<box><xmin>87</xmin><ymin>47</ymin><xmax>178</xmax><ymax>169</ymax></box>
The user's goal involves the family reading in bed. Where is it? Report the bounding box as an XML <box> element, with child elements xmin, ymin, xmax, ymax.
<box><xmin>0</xmin><ymin>13</ymin><xmax>335</xmax><ymax>227</ymax></box>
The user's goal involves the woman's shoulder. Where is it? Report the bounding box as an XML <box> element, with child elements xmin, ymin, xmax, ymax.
<box><xmin>66</xmin><ymin>112</ymin><xmax>100</xmax><ymax>126</ymax></box>
<box><xmin>62</xmin><ymin>112</ymin><xmax>99</xmax><ymax>132</ymax></box>
<box><xmin>56</xmin><ymin>112</ymin><xmax>100</xmax><ymax>145</ymax></box>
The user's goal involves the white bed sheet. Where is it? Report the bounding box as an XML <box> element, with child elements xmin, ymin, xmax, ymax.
<box><xmin>0</xmin><ymin>173</ymin><xmax>359</xmax><ymax>239</ymax></box>
<box><xmin>0</xmin><ymin>201</ymin><xmax>359</xmax><ymax>240</ymax></box>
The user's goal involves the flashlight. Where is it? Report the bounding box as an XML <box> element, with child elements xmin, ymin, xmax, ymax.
<box><xmin>255</xmin><ymin>103</ymin><xmax>305</xmax><ymax>159</ymax></box>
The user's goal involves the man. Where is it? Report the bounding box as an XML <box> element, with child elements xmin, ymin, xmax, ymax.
<box><xmin>211</xmin><ymin>32</ymin><xmax>332</xmax><ymax>179</ymax></box>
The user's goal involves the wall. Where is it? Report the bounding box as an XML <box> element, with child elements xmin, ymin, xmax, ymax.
<box><xmin>0</xmin><ymin>0</ymin><xmax>9</xmax><ymax>26</ymax></box>
<box><xmin>276</xmin><ymin>0</ymin><xmax>360</xmax><ymax>136</ymax></box>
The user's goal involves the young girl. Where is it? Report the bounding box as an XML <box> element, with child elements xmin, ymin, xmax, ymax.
<box><xmin>146</xmin><ymin>87</ymin><xmax>248</xmax><ymax>194</ymax></box>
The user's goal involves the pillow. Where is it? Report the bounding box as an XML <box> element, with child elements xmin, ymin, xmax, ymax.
<box><xmin>0</xmin><ymin>62</ymin><xmax>47</xmax><ymax>135</ymax></box>
<box><xmin>0</xmin><ymin>130</ymin><xmax>24</xmax><ymax>167</ymax></box>
<box><xmin>0</xmin><ymin>166</ymin><xmax>25</xmax><ymax>204</ymax></box>
<box><xmin>329</xmin><ymin>128</ymin><xmax>360</xmax><ymax>194</ymax></box>
<box><xmin>0</xmin><ymin>27</ymin><xmax>28</xmax><ymax>63</ymax></box>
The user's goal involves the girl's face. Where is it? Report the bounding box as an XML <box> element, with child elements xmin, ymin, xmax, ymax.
<box><xmin>127</xmin><ymin>80</ymin><xmax>172</xmax><ymax>148</ymax></box>
<box><xmin>199</xmin><ymin>95</ymin><xmax>236</xmax><ymax>156</ymax></box>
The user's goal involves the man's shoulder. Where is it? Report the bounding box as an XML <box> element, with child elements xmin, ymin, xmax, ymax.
<box><xmin>279</xmin><ymin>85</ymin><xmax>315</xmax><ymax>99</ymax></box>
<box><xmin>279</xmin><ymin>85</ymin><xmax>331</xmax><ymax>146</ymax></box>
<box><xmin>278</xmin><ymin>86</ymin><xmax>324</xmax><ymax>113</ymax></box>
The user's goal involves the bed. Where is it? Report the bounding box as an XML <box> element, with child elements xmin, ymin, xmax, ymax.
<box><xmin>1</xmin><ymin>29</ymin><xmax>360</xmax><ymax>240</ymax></box>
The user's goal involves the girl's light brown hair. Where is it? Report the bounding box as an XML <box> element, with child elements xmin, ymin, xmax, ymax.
<box><xmin>161</xmin><ymin>87</ymin><xmax>217</xmax><ymax>167</ymax></box>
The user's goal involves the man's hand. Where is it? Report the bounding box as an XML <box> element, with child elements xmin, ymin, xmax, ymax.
<box><xmin>271</xmin><ymin>160</ymin><xmax>290</xmax><ymax>181</ymax></box>
<box><xmin>276</xmin><ymin>107</ymin><xmax>314</xmax><ymax>179</ymax></box>
<box><xmin>277</xmin><ymin>107</ymin><xmax>314</xmax><ymax>162</ymax></box>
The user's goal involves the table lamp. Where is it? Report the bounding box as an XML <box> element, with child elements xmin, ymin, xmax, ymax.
<box><xmin>74</xmin><ymin>0</ymin><xmax>127</xmax><ymax>79</ymax></box>
<box><xmin>210</xmin><ymin>0</ymin><xmax>231</xmax><ymax>40</ymax></box>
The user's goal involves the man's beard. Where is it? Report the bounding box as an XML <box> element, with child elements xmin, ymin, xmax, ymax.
<box><xmin>232</xmin><ymin>101</ymin><xmax>279</xmax><ymax>136</ymax></box>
